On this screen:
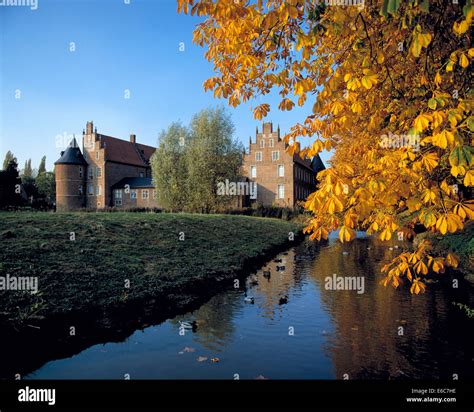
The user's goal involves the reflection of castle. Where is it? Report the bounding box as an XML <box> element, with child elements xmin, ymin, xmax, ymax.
<box><xmin>55</xmin><ymin>121</ymin><xmax>325</xmax><ymax>211</ymax></box>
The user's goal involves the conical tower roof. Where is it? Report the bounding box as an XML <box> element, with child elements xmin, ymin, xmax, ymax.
<box><xmin>55</xmin><ymin>137</ymin><xmax>87</xmax><ymax>166</ymax></box>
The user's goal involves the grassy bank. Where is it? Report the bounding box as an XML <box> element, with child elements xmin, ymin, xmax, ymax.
<box><xmin>0</xmin><ymin>212</ymin><xmax>300</xmax><ymax>328</ymax></box>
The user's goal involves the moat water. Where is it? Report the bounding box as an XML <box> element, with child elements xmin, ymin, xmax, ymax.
<box><xmin>25</xmin><ymin>235</ymin><xmax>473</xmax><ymax>380</ymax></box>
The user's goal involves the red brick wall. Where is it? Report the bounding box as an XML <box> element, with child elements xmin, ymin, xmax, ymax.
<box><xmin>242</xmin><ymin>123</ymin><xmax>295</xmax><ymax>206</ymax></box>
<box><xmin>112</xmin><ymin>187</ymin><xmax>159</xmax><ymax>209</ymax></box>
<box><xmin>55</xmin><ymin>164</ymin><xmax>86</xmax><ymax>211</ymax></box>
<box><xmin>82</xmin><ymin>132</ymin><xmax>149</xmax><ymax>208</ymax></box>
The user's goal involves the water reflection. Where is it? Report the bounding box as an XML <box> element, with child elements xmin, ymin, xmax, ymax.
<box><xmin>26</xmin><ymin>236</ymin><xmax>473</xmax><ymax>380</ymax></box>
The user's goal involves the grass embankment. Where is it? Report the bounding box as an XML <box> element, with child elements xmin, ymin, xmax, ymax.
<box><xmin>0</xmin><ymin>212</ymin><xmax>300</xmax><ymax>327</ymax></box>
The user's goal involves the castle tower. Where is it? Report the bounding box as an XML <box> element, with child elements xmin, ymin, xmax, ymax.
<box><xmin>55</xmin><ymin>137</ymin><xmax>87</xmax><ymax>211</ymax></box>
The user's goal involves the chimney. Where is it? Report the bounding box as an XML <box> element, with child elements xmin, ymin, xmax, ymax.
<box><xmin>130</xmin><ymin>134</ymin><xmax>136</xmax><ymax>144</ymax></box>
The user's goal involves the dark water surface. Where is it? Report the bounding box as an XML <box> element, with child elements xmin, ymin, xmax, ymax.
<box><xmin>26</xmin><ymin>235</ymin><xmax>473</xmax><ymax>380</ymax></box>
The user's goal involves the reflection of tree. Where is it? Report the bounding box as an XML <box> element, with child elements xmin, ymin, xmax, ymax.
<box><xmin>254</xmin><ymin>242</ymin><xmax>325</xmax><ymax>319</ymax></box>
<box><xmin>181</xmin><ymin>291</ymin><xmax>242</xmax><ymax>352</ymax></box>
<box><xmin>311</xmin><ymin>238</ymin><xmax>472</xmax><ymax>379</ymax></box>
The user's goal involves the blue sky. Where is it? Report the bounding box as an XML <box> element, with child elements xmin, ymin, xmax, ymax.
<box><xmin>0</xmin><ymin>0</ymin><xmax>331</xmax><ymax>171</ymax></box>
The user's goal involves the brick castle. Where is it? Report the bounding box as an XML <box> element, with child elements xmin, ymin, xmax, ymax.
<box><xmin>55</xmin><ymin>121</ymin><xmax>325</xmax><ymax>211</ymax></box>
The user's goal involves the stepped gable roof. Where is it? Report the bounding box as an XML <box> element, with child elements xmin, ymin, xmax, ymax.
<box><xmin>97</xmin><ymin>134</ymin><xmax>155</xmax><ymax>167</ymax></box>
<box><xmin>55</xmin><ymin>137</ymin><xmax>87</xmax><ymax>166</ymax></box>
<box><xmin>112</xmin><ymin>177</ymin><xmax>154</xmax><ymax>190</ymax></box>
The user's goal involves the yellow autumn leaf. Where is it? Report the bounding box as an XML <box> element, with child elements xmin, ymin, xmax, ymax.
<box><xmin>361</xmin><ymin>74</ymin><xmax>378</xmax><ymax>90</ymax></box>
<box><xmin>414</xmin><ymin>113</ymin><xmax>431</xmax><ymax>132</ymax></box>
<box><xmin>453</xmin><ymin>20</ymin><xmax>469</xmax><ymax>36</ymax></box>
<box><xmin>459</xmin><ymin>53</ymin><xmax>469</xmax><ymax>68</ymax></box>
<box><xmin>410</xmin><ymin>279</ymin><xmax>426</xmax><ymax>294</ymax></box>
<box><xmin>436</xmin><ymin>215</ymin><xmax>448</xmax><ymax>234</ymax></box>
<box><xmin>421</xmin><ymin>152</ymin><xmax>439</xmax><ymax>172</ymax></box>
<box><xmin>445</xmin><ymin>253</ymin><xmax>459</xmax><ymax>268</ymax></box>
<box><xmin>380</xmin><ymin>227</ymin><xmax>392</xmax><ymax>241</ymax></box>
<box><xmin>414</xmin><ymin>260</ymin><xmax>428</xmax><ymax>275</ymax></box>
<box><xmin>464</xmin><ymin>170</ymin><xmax>474</xmax><ymax>186</ymax></box>
<box><xmin>339</xmin><ymin>226</ymin><xmax>355</xmax><ymax>243</ymax></box>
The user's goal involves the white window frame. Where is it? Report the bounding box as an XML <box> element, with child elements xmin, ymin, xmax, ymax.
<box><xmin>269</xmin><ymin>138</ymin><xmax>274</xmax><ymax>148</ymax></box>
<box><xmin>115</xmin><ymin>199</ymin><xmax>122</xmax><ymax>206</ymax></box>
<box><xmin>131</xmin><ymin>190</ymin><xmax>137</xmax><ymax>199</ymax></box>
<box><xmin>96</xmin><ymin>185</ymin><xmax>101</xmax><ymax>196</ymax></box>
<box><xmin>115</xmin><ymin>189</ymin><xmax>122</xmax><ymax>199</ymax></box>
<box><xmin>278</xmin><ymin>164</ymin><xmax>284</xmax><ymax>177</ymax></box>
<box><xmin>142</xmin><ymin>189</ymin><xmax>149</xmax><ymax>199</ymax></box>
<box><xmin>96</xmin><ymin>167</ymin><xmax>101</xmax><ymax>178</ymax></box>
<box><xmin>278</xmin><ymin>184</ymin><xmax>285</xmax><ymax>199</ymax></box>
<box><xmin>79</xmin><ymin>185</ymin><xmax>83</xmax><ymax>195</ymax></box>
<box><xmin>260</xmin><ymin>139</ymin><xmax>265</xmax><ymax>148</ymax></box>
<box><xmin>272</xmin><ymin>151</ymin><xmax>280</xmax><ymax>161</ymax></box>
<box><xmin>88</xmin><ymin>184</ymin><xmax>94</xmax><ymax>195</ymax></box>
<box><xmin>250</xmin><ymin>166</ymin><xmax>257</xmax><ymax>178</ymax></box>
<box><xmin>255</xmin><ymin>152</ymin><xmax>262</xmax><ymax>162</ymax></box>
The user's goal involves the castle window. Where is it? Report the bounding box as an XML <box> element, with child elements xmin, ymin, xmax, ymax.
<box><xmin>96</xmin><ymin>185</ymin><xmax>101</xmax><ymax>196</ymax></box>
<box><xmin>96</xmin><ymin>151</ymin><xmax>99</xmax><ymax>160</ymax></box>
<box><xmin>79</xmin><ymin>167</ymin><xmax>83</xmax><ymax>178</ymax></box>
<box><xmin>89</xmin><ymin>168</ymin><xmax>93</xmax><ymax>180</ymax></box>
<box><xmin>142</xmin><ymin>190</ymin><xmax>149</xmax><ymax>199</ymax></box>
<box><xmin>260</xmin><ymin>139</ymin><xmax>265</xmax><ymax>148</ymax></box>
<box><xmin>140</xmin><ymin>172</ymin><xmax>144</xmax><ymax>178</ymax></box>
<box><xmin>115</xmin><ymin>199</ymin><xmax>122</xmax><ymax>206</ymax></box>
<box><xmin>131</xmin><ymin>190</ymin><xmax>137</xmax><ymax>199</ymax></box>
<box><xmin>255</xmin><ymin>152</ymin><xmax>262</xmax><ymax>162</ymax></box>
<box><xmin>277</xmin><ymin>184</ymin><xmax>285</xmax><ymax>199</ymax></box>
<box><xmin>79</xmin><ymin>185</ymin><xmax>83</xmax><ymax>194</ymax></box>
<box><xmin>96</xmin><ymin>167</ymin><xmax>101</xmax><ymax>178</ymax></box>
<box><xmin>269</xmin><ymin>139</ymin><xmax>274</xmax><ymax>147</ymax></box>
<box><xmin>278</xmin><ymin>164</ymin><xmax>284</xmax><ymax>177</ymax></box>
<box><xmin>272</xmin><ymin>151</ymin><xmax>280</xmax><ymax>161</ymax></box>
<box><xmin>88</xmin><ymin>184</ymin><xmax>94</xmax><ymax>195</ymax></box>
<box><xmin>250</xmin><ymin>166</ymin><xmax>257</xmax><ymax>178</ymax></box>
<box><xmin>115</xmin><ymin>189</ymin><xmax>122</xmax><ymax>199</ymax></box>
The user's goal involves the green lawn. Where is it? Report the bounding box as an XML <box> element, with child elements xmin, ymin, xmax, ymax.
<box><xmin>0</xmin><ymin>212</ymin><xmax>300</xmax><ymax>326</ymax></box>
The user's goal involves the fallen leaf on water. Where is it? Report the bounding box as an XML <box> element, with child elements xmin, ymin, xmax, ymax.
<box><xmin>211</xmin><ymin>357</ymin><xmax>220</xmax><ymax>363</ymax></box>
<box><xmin>197</xmin><ymin>356</ymin><xmax>208</xmax><ymax>362</ymax></box>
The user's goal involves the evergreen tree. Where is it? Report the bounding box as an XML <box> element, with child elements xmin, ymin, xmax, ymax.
<box><xmin>38</xmin><ymin>156</ymin><xmax>46</xmax><ymax>175</ymax></box>
<box><xmin>23</xmin><ymin>159</ymin><xmax>33</xmax><ymax>178</ymax></box>
<box><xmin>2</xmin><ymin>151</ymin><xmax>16</xmax><ymax>171</ymax></box>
